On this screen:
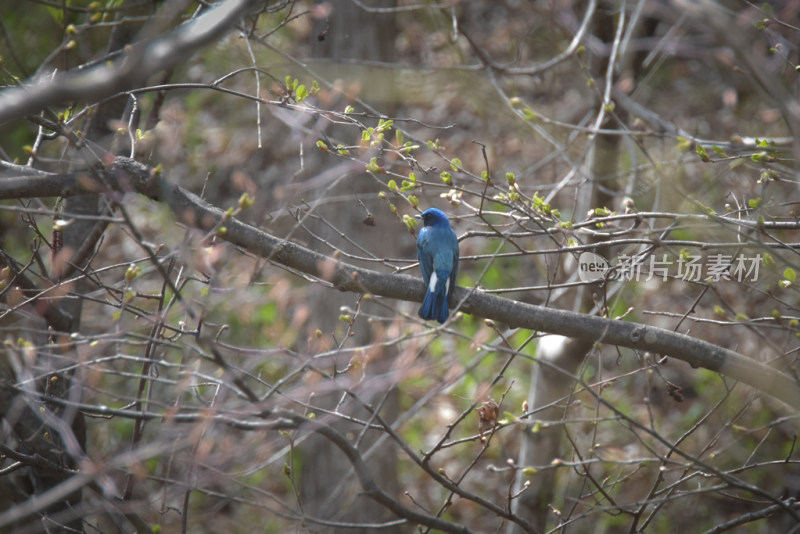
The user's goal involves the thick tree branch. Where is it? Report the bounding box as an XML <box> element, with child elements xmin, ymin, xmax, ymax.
<box><xmin>3</xmin><ymin>158</ymin><xmax>800</xmax><ymax>409</ymax></box>
<box><xmin>0</xmin><ymin>0</ymin><xmax>256</xmax><ymax>126</ymax></box>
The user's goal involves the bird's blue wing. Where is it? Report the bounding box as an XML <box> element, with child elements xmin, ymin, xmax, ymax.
<box><xmin>416</xmin><ymin>228</ymin><xmax>433</xmax><ymax>284</ymax></box>
<box><xmin>428</xmin><ymin>227</ymin><xmax>458</xmax><ymax>282</ymax></box>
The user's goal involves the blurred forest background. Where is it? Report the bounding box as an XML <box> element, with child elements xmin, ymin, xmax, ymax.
<box><xmin>3</xmin><ymin>0</ymin><xmax>800</xmax><ymax>532</ymax></box>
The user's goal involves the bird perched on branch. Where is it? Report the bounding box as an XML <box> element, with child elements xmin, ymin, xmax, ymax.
<box><xmin>416</xmin><ymin>208</ymin><xmax>459</xmax><ymax>324</ymax></box>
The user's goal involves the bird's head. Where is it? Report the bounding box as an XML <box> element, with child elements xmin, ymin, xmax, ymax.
<box><xmin>415</xmin><ymin>208</ymin><xmax>451</xmax><ymax>228</ymax></box>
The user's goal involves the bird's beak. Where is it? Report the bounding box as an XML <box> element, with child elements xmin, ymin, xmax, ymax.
<box><xmin>414</xmin><ymin>213</ymin><xmax>422</xmax><ymax>220</ymax></box>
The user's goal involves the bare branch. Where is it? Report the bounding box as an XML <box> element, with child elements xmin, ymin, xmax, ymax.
<box><xmin>11</xmin><ymin>157</ymin><xmax>796</xmax><ymax>409</ymax></box>
<box><xmin>0</xmin><ymin>0</ymin><xmax>257</xmax><ymax>125</ymax></box>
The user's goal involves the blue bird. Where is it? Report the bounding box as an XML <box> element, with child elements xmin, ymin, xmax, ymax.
<box><xmin>416</xmin><ymin>208</ymin><xmax>459</xmax><ymax>323</ymax></box>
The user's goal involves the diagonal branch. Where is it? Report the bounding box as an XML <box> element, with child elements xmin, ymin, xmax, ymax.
<box><xmin>4</xmin><ymin>157</ymin><xmax>800</xmax><ymax>409</ymax></box>
<box><xmin>0</xmin><ymin>0</ymin><xmax>257</xmax><ymax>125</ymax></box>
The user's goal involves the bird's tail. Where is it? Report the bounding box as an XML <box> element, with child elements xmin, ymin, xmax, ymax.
<box><xmin>419</xmin><ymin>271</ymin><xmax>450</xmax><ymax>324</ymax></box>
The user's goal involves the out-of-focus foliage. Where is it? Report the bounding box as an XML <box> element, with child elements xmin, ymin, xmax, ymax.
<box><xmin>2</xmin><ymin>1</ymin><xmax>800</xmax><ymax>533</ymax></box>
